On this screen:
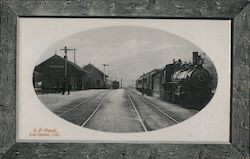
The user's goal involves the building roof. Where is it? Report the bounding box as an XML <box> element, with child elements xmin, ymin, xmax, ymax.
<box><xmin>35</xmin><ymin>55</ymin><xmax>89</xmax><ymax>74</ymax></box>
<box><xmin>83</xmin><ymin>63</ymin><xmax>108</xmax><ymax>77</ymax></box>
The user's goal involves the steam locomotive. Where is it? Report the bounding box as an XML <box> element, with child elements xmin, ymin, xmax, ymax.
<box><xmin>136</xmin><ymin>52</ymin><xmax>214</xmax><ymax>110</ymax></box>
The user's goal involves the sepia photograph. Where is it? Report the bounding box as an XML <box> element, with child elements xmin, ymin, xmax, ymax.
<box><xmin>17</xmin><ymin>18</ymin><xmax>231</xmax><ymax>142</ymax></box>
<box><xmin>32</xmin><ymin>24</ymin><xmax>217</xmax><ymax>133</ymax></box>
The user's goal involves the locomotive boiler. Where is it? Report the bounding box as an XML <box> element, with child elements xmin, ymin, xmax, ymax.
<box><xmin>168</xmin><ymin>63</ymin><xmax>212</xmax><ymax>109</ymax></box>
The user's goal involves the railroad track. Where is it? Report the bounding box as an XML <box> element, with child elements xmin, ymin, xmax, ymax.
<box><xmin>81</xmin><ymin>91</ymin><xmax>110</xmax><ymax>127</ymax></box>
<box><xmin>127</xmin><ymin>89</ymin><xmax>179</xmax><ymax>131</ymax></box>
<box><xmin>58</xmin><ymin>91</ymin><xmax>106</xmax><ymax>117</ymax></box>
<box><xmin>127</xmin><ymin>92</ymin><xmax>148</xmax><ymax>132</ymax></box>
<box><xmin>135</xmin><ymin>93</ymin><xmax>179</xmax><ymax>124</ymax></box>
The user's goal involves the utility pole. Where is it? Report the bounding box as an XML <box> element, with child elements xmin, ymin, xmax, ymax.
<box><xmin>60</xmin><ymin>46</ymin><xmax>74</xmax><ymax>79</ymax></box>
<box><xmin>73</xmin><ymin>48</ymin><xmax>77</xmax><ymax>64</ymax></box>
<box><xmin>103</xmin><ymin>64</ymin><xmax>109</xmax><ymax>89</ymax></box>
<box><xmin>103</xmin><ymin>64</ymin><xmax>109</xmax><ymax>81</ymax></box>
<box><xmin>121</xmin><ymin>78</ymin><xmax>122</xmax><ymax>88</ymax></box>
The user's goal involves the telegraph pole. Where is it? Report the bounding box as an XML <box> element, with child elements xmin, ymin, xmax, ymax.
<box><xmin>73</xmin><ymin>48</ymin><xmax>77</xmax><ymax>64</ymax></box>
<box><xmin>103</xmin><ymin>64</ymin><xmax>109</xmax><ymax>81</ymax></box>
<box><xmin>103</xmin><ymin>64</ymin><xmax>109</xmax><ymax>89</ymax></box>
<box><xmin>121</xmin><ymin>78</ymin><xmax>122</xmax><ymax>88</ymax></box>
<box><xmin>60</xmin><ymin>46</ymin><xmax>74</xmax><ymax>79</ymax></box>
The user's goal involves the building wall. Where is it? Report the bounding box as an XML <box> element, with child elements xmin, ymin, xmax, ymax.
<box><xmin>34</xmin><ymin>56</ymin><xmax>86</xmax><ymax>93</ymax></box>
<box><xmin>84</xmin><ymin>65</ymin><xmax>106</xmax><ymax>89</ymax></box>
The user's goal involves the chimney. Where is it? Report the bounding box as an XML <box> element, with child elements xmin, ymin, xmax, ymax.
<box><xmin>193</xmin><ymin>52</ymin><xmax>198</xmax><ymax>65</ymax></box>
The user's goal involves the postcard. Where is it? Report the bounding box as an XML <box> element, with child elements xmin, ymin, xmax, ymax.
<box><xmin>17</xmin><ymin>18</ymin><xmax>231</xmax><ymax>143</ymax></box>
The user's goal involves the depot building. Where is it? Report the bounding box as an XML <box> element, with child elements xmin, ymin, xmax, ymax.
<box><xmin>33</xmin><ymin>54</ymin><xmax>108</xmax><ymax>93</ymax></box>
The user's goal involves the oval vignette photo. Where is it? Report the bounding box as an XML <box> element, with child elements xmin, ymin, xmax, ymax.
<box><xmin>32</xmin><ymin>26</ymin><xmax>218</xmax><ymax>133</ymax></box>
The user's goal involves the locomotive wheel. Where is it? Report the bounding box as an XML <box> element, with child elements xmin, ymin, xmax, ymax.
<box><xmin>171</xmin><ymin>94</ymin><xmax>176</xmax><ymax>103</ymax></box>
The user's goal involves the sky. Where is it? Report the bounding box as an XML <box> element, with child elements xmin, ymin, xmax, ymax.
<box><xmin>37</xmin><ymin>26</ymin><xmax>204</xmax><ymax>86</ymax></box>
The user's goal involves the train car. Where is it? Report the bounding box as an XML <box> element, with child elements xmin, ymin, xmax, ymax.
<box><xmin>112</xmin><ymin>81</ymin><xmax>120</xmax><ymax>89</ymax></box>
<box><xmin>136</xmin><ymin>52</ymin><xmax>213</xmax><ymax>110</ymax></box>
<box><xmin>136</xmin><ymin>77</ymin><xmax>143</xmax><ymax>92</ymax></box>
<box><xmin>136</xmin><ymin>69</ymin><xmax>160</xmax><ymax>96</ymax></box>
<box><xmin>152</xmin><ymin>70</ymin><xmax>162</xmax><ymax>98</ymax></box>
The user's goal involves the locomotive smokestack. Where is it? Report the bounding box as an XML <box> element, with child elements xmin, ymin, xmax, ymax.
<box><xmin>193</xmin><ymin>52</ymin><xmax>198</xmax><ymax>65</ymax></box>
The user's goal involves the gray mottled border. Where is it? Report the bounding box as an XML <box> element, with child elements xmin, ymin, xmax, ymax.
<box><xmin>0</xmin><ymin>0</ymin><xmax>249</xmax><ymax>158</ymax></box>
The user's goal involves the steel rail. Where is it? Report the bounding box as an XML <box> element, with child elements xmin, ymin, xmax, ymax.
<box><xmin>81</xmin><ymin>91</ymin><xmax>110</xmax><ymax>127</ymax></box>
<box><xmin>127</xmin><ymin>91</ymin><xmax>148</xmax><ymax>132</ymax></box>
<box><xmin>130</xmin><ymin>89</ymin><xmax>179</xmax><ymax>124</ymax></box>
<box><xmin>58</xmin><ymin>92</ymin><xmax>103</xmax><ymax>117</ymax></box>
